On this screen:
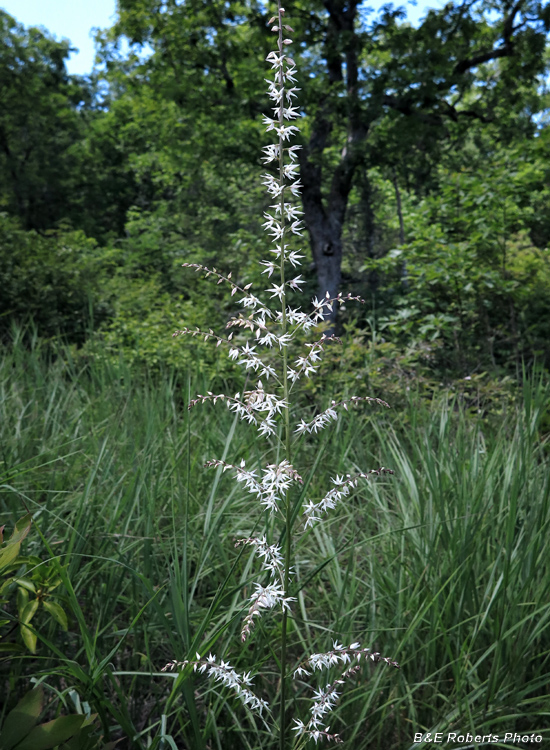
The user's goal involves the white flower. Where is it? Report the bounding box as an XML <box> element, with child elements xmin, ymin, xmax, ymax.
<box><xmin>287</xmin><ymin>144</ymin><xmax>302</xmax><ymax>159</ymax></box>
<box><xmin>283</xmin><ymin>163</ymin><xmax>300</xmax><ymax>180</ymax></box>
<box><xmin>261</xmin><ymin>144</ymin><xmax>280</xmax><ymax>163</ymax></box>
<box><xmin>289</xmin><ymin>178</ymin><xmax>302</xmax><ymax>195</ymax></box>
<box><xmin>265</xmin><ymin>81</ymin><xmax>284</xmax><ymax>102</ymax></box>
<box><xmin>266</xmin><ymin>51</ymin><xmax>285</xmax><ymax>68</ymax></box>
<box><xmin>262</xmin><ymin>173</ymin><xmax>285</xmax><ymax>197</ymax></box>
<box><xmin>288</xmin><ymin>250</ymin><xmax>305</xmax><ymax>266</ymax></box>
<box><xmin>283</xmin><ymin>68</ymin><xmax>298</xmax><ymax>83</ymax></box>
<box><xmin>283</xmin><ymin>105</ymin><xmax>300</xmax><ymax>119</ymax></box>
<box><xmin>288</xmin><ymin>275</ymin><xmax>305</xmax><ymax>292</ymax></box>
<box><xmin>259</xmin><ymin>260</ymin><xmax>277</xmax><ymax>277</ymax></box>
<box><xmin>276</xmin><ymin>124</ymin><xmax>300</xmax><ymax>141</ymax></box>
<box><xmin>262</xmin><ymin>115</ymin><xmax>278</xmax><ymax>132</ymax></box>
<box><xmin>266</xmin><ymin>283</ymin><xmax>285</xmax><ymax>301</ymax></box>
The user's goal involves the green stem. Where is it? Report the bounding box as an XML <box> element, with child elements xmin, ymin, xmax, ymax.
<box><xmin>276</xmin><ymin>4</ymin><xmax>292</xmax><ymax>749</ymax></box>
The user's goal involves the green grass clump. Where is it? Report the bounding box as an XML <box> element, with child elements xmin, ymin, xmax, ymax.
<box><xmin>1</xmin><ymin>337</ymin><xmax>549</xmax><ymax>748</ymax></box>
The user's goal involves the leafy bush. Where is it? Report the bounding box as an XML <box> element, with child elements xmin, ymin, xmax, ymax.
<box><xmin>0</xmin><ymin>215</ymin><xmax>107</xmax><ymax>344</ymax></box>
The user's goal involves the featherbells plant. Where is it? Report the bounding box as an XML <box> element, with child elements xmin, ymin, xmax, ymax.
<box><xmin>164</xmin><ymin>3</ymin><xmax>399</xmax><ymax>747</ymax></box>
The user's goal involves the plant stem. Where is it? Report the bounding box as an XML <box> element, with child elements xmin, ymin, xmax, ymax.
<box><xmin>276</xmin><ymin>3</ymin><xmax>293</xmax><ymax>747</ymax></box>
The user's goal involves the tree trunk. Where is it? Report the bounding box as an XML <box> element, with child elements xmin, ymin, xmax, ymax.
<box><xmin>299</xmin><ymin>144</ymin><xmax>360</xmax><ymax>329</ymax></box>
<box><xmin>297</xmin><ymin>0</ymin><xmax>367</xmax><ymax>329</ymax></box>
<box><xmin>299</xmin><ymin>150</ymin><xmax>343</xmax><ymax>313</ymax></box>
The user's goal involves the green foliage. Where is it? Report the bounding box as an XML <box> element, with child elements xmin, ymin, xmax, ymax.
<box><xmin>1</xmin><ymin>2</ymin><xmax>549</xmax><ymax>382</ymax></box>
<box><xmin>358</xmin><ymin>141</ymin><xmax>550</xmax><ymax>374</ymax></box>
<box><xmin>0</xmin><ymin>514</ymin><xmax>69</xmax><ymax>655</ymax></box>
<box><xmin>0</xmin><ymin>338</ymin><xmax>549</xmax><ymax>747</ymax></box>
<box><xmin>0</xmin><ymin>686</ymin><xmax>114</xmax><ymax>750</ymax></box>
<box><xmin>0</xmin><ymin>11</ymin><xmax>87</xmax><ymax>231</ymax></box>
<box><xmin>0</xmin><ymin>3</ymin><xmax>549</xmax><ymax>746</ymax></box>
<box><xmin>0</xmin><ymin>214</ymin><xmax>107</xmax><ymax>344</ymax></box>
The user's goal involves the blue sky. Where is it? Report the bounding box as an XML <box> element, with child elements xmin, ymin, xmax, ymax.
<box><xmin>1</xmin><ymin>0</ymin><xmax>445</xmax><ymax>76</ymax></box>
<box><xmin>1</xmin><ymin>0</ymin><xmax>118</xmax><ymax>74</ymax></box>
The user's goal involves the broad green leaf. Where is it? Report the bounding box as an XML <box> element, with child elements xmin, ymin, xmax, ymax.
<box><xmin>15</xmin><ymin>715</ymin><xmax>85</xmax><ymax>750</ymax></box>
<box><xmin>10</xmin><ymin>515</ymin><xmax>33</xmax><ymax>547</ymax></box>
<box><xmin>15</xmin><ymin>578</ymin><xmax>36</xmax><ymax>594</ymax></box>
<box><xmin>58</xmin><ymin>721</ymin><xmax>98</xmax><ymax>750</ymax></box>
<box><xmin>20</xmin><ymin>598</ymin><xmax>38</xmax><ymax>625</ymax></box>
<box><xmin>20</xmin><ymin>623</ymin><xmax>37</xmax><ymax>654</ymax></box>
<box><xmin>0</xmin><ymin>686</ymin><xmax>43</xmax><ymax>750</ymax></box>
<box><xmin>16</xmin><ymin>587</ymin><xmax>29</xmax><ymax>616</ymax></box>
<box><xmin>43</xmin><ymin>600</ymin><xmax>68</xmax><ymax>630</ymax></box>
<box><xmin>0</xmin><ymin>541</ymin><xmax>22</xmax><ymax>574</ymax></box>
<box><xmin>0</xmin><ymin>576</ymin><xmax>17</xmax><ymax>594</ymax></box>
<box><xmin>19</xmin><ymin>600</ymin><xmax>39</xmax><ymax>653</ymax></box>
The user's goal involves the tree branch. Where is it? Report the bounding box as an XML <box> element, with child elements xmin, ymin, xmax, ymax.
<box><xmin>453</xmin><ymin>0</ymin><xmax>524</xmax><ymax>74</ymax></box>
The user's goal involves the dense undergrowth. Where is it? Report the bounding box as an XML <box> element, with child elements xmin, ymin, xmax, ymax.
<box><xmin>1</xmin><ymin>337</ymin><xmax>549</xmax><ymax>748</ymax></box>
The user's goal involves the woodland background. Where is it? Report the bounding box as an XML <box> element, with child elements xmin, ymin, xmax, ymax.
<box><xmin>1</xmin><ymin>1</ymin><xmax>550</xmax><ymax>748</ymax></box>
<box><xmin>0</xmin><ymin>0</ymin><xmax>549</xmax><ymax>384</ymax></box>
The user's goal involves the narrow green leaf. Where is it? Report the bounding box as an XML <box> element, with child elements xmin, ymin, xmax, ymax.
<box><xmin>0</xmin><ymin>642</ymin><xmax>26</xmax><ymax>653</ymax></box>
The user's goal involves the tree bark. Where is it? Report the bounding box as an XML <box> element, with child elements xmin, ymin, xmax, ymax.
<box><xmin>298</xmin><ymin>0</ymin><xmax>367</xmax><ymax>327</ymax></box>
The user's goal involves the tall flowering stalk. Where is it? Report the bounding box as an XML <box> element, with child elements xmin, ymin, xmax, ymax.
<box><xmin>165</xmin><ymin>3</ymin><xmax>398</xmax><ymax>747</ymax></box>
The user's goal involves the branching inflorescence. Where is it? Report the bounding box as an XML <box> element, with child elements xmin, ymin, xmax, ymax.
<box><xmin>164</xmin><ymin>3</ymin><xmax>398</xmax><ymax>747</ymax></box>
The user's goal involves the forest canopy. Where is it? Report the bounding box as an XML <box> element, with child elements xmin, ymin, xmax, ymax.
<box><xmin>1</xmin><ymin>0</ymin><xmax>549</xmax><ymax>383</ymax></box>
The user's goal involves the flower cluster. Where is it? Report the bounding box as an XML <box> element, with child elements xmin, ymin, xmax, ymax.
<box><xmin>188</xmin><ymin>384</ymin><xmax>286</xmax><ymax>436</ymax></box>
<box><xmin>205</xmin><ymin>459</ymin><xmax>302</xmax><ymax>515</ymax></box>
<box><xmin>292</xmin><ymin>644</ymin><xmax>400</xmax><ymax>744</ymax></box>
<box><xmin>293</xmin><ymin>642</ymin><xmax>401</xmax><ymax>679</ymax></box>
<box><xmin>236</xmin><ymin>535</ymin><xmax>286</xmax><ymax>578</ymax></box>
<box><xmin>167</xmin><ymin>3</ymin><xmax>398</xmax><ymax>745</ymax></box>
<box><xmin>241</xmin><ymin>582</ymin><xmax>296</xmax><ymax>642</ymax></box>
<box><xmin>235</xmin><ymin>536</ymin><xmax>298</xmax><ymax>640</ymax></box>
<box><xmin>303</xmin><ymin>469</ymin><xmax>395</xmax><ymax>528</ymax></box>
<box><xmin>162</xmin><ymin>654</ymin><xmax>269</xmax><ymax>715</ymax></box>
<box><xmin>295</xmin><ymin>395</ymin><xmax>390</xmax><ymax>435</ymax></box>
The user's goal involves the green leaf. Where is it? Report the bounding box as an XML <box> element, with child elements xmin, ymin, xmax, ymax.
<box><xmin>0</xmin><ymin>686</ymin><xmax>43</xmax><ymax>750</ymax></box>
<box><xmin>14</xmin><ymin>715</ymin><xmax>85</xmax><ymax>750</ymax></box>
<box><xmin>11</xmin><ymin>515</ymin><xmax>32</xmax><ymax>545</ymax></box>
<box><xmin>20</xmin><ymin>598</ymin><xmax>38</xmax><ymax>625</ymax></box>
<box><xmin>0</xmin><ymin>541</ymin><xmax>22</xmax><ymax>574</ymax></box>
<box><xmin>43</xmin><ymin>600</ymin><xmax>68</xmax><ymax>631</ymax></box>
<box><xmin>0</xmin><ymin>576</ymin><xmax>17</xmax><ymax>594</ymax></box>
<box><xmin>20</xmin><ymin>623</ymin><xmax>37</xmax><ymax>654</ymax></box>
<box><xmin>58</xmin><ymin>720</ymin><xmax>98</xmax><ymax>750</ymax></box>
<box><xmin>0</xmin><ymin>516</ymin><xmax>32</xmax><ymax>574</ymax></box>
<box><xmin>0</xmin><ymin>642</ymin><xmax>26</xmax><ymax>653</ymax></box>
<box><xmin>19</xmin><ymin>599</ymin><xmax>39</xmax><ymax>653</ymax></box>
<box><xmin>15</xmin><ymin>578</ymin><xmax>37</xmax><ymax>594</ymax></box>
<box><xmin>16</xmin><ymin>587</ymin><xmax>29</xmax><ymax>616</ymax></box>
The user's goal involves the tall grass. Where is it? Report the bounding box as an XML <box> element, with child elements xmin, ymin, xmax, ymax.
<box><xmin>1</xmin><ymin>336</ymin><xmax>549</xmax><ymax>747</ymax></box>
